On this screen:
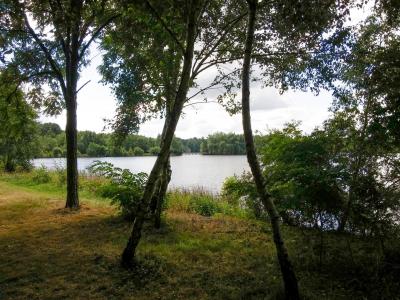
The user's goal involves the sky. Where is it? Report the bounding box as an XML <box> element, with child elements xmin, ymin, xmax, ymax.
<box><xmin>39</xmin><ymin>3</ymin><xmax>374</xmax><ymax>139</ymax></box>
<box><xmin>39</xmin><ymin>49</ymin><xmax>333</xmax><ymax>138</ymax></box>
<box><xmin>35</xmin><ymin>1</ymin><xmax>373</xmax><ymax>138</ymax></box>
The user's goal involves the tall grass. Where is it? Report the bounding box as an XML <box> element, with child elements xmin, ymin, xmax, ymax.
<box><xmin>0</xmin><ymin>167</ymin><xmax>254</xmax><ymax>219</ymax></box>
<box><xmin>166</xmin><ymin>187</ymin><xmax>252</xmax><ymax>219</ymax></box>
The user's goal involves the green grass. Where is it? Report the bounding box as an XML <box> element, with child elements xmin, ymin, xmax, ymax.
<box><xmin>0</xmin><ymin>173</ymin><xmax>399</xmax><ymax>299</ymax></box>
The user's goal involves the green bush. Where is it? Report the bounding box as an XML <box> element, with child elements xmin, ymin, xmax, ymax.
<box><xmin>189</xmin><ymin>193</ymin><xmax>221</xmax><ymax>216</ymax></box>
<box><xmin>88</xmin><ymin>161</ymin><xmax>147</xmax><ymax>221</ymax></box>
<box><xmin>54</xmin><ymin>165</ymin><xmax>67</xmax><ymax>186</ymax></box>
<box><xmin>32</xmin><ymin>166</ymin><xmax>51</xmax><ymax>184</ymax></box>
<box><xmin>221</xmin><ymin>173</ymin><xmax>264</xmax><ymax>219</ymax></box>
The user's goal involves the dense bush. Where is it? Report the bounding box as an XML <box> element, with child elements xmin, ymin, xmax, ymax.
<box><xmin>189</xmin><ymin>192</ymin><xmax>221</xmax><ymax>216</ymax></box>
<box><xmin>88</xmin><ymin>161</ymin><xmax>147</xmax><ymax>220</ymax></box>
<box><xmin>222</xmin><ymin>173</ymin><xmax>265</xmax><ymax>219</ymax></box>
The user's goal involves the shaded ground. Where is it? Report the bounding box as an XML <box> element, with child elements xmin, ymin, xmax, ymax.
<box><xmin>0</xmin><ymin>181</ymin><xmax>398</xmax><ymax>299</ymax></box>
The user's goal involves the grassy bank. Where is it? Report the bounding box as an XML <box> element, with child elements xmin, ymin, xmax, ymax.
<box><xmin>0</xmin><ymin>172</ymin><xmax>399</xmax><ymax>299</ymax></box>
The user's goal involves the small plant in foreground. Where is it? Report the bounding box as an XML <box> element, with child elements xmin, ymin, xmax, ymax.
<box><xmin>32</xmin><ymin>166</ymin><xmax>51</xmax><ymax>184</ymax></box>
<box><xmin>88</xmin><ymin>161</ymin><xmax>147</xmax><ymax>221</ymax></box>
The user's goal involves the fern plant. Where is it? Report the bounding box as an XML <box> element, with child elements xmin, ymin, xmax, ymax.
<box><xmin>88</xmin><ymin>161</ymin><xmax>148</xmax><ymax>221</ymax></box>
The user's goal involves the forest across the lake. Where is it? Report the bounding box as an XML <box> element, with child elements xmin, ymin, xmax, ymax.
<box><xmin>32</xmin><ymin>122</ymin><xmax>251</xmax><ymax>158</ymax></box>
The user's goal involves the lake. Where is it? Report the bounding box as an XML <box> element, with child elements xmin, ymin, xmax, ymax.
<box><xmin>33</xmin><ymin>154</ymin><xmax>250</xmax><ymax>193</ymax></box>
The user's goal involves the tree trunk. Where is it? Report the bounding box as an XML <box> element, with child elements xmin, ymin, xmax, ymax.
<box><xmin>241</xmin><ymin>1</ymin><xmax>300</xmax><ymax>299</ymax></box>
<box><xmin>121</xmin><ymin>4</ymin><xmax>198</xmax><ymax>267</ymax></box>
<box><xmin>4</xmin><ymin>155</ymin><xmax>15</xmax><ymax>172</ymax></box>
<box><xmin>154</xmin><ymin>157</ymin><xmax>172</xmax><ymax>229</ymax></box>
<box><xmin>338</xmin><ymin>98</ymin><xmax>371</xmax><ymax>232</ymax></box>
<box><xmin>64</xmin><ymin>19</ymin><xmax>81</xmax><ymax>209</ymax></box>
<box><xmin>64</xmin><ymin>82</ymin><xmax>79</xmax><ymax>209</ymax></box>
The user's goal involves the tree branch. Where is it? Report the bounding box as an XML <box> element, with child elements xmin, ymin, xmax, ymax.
<box><xmin>22</xmin><ymin>11</ymin><xmax>66</xmax><ymax>95</ymax></box>
<box><xmin>76</xmin><ymin>79</ymin><xmax>91</xmax><ymax>94</ymax></box>
<box><xmin>144</xmin><ymin>0</ymin><xmax>185</xmax><ymax>54</ymax></box>
<box><xmin>78</xmin><ymin>13</ymin><xmax>121</xmax><ymax>60</ymax></box>
<box><xmin>183</xmin><ymin>100</ymin><xmax>218</xmax><ymax>108</ymax></box>
<box><xmin>187</xmin><ymin>68</ymin><xmax>240</xmax><ymax>101</ymax></box>
<box><xmin>192</xmin><ymin>11</ymin><xmax>247</xmax><ymax>78</ymax></box>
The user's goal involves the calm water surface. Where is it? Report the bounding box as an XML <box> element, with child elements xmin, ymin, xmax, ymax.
<box><xmin>33</xmin><ymin>154</ymin><xmax>249</xmax><ymax>193</ymax></box>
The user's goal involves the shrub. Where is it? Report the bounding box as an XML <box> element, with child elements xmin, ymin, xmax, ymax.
<box><xmin>32</xmin><ymin>166</ymin><xmax>51</xmax><ymax>184</ymax></box>
<box><xmin>221</xmin><ymin>173</ymin><xmax>264</xmax><ymax>218</ymax></box>
<box><xmin>189</xmin><ymin>192</ymin><xmax>221</xmax><ymax>216</ymax></box>
<box><xmin>88</xmin><ymin>161</ymin><xmax>147</xmax><ymax>221</ymax></box>
<box><xmin>54</xmin><ymin>164</ymin><xmax>67</xmax><ymax>186</ymax></box>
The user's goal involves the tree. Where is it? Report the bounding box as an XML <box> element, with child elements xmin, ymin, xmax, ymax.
<box><xmin>2</xmin><ymin>0</ymin><xmax>119</xmax><ymax>208</ymax></box>
<box><xmin>39</xmin><ymin>122</ymin><xmax>62</xmax><ymax>136</ymax></box>
<box><xmin>149</xmin><ymin>146</ymin><xmax>160</xmax><ymax>155</ymax></box>
<box><xmin>240</xmin><ymin>1</ymin><xmax>300</xmax><ymax>297</ymax></box>
<box><xmin>0</xmin><ymin>70</ymin><xmax>38</xmax><ymax>172</ymax></box>
<box><xmin>132</xmin><ymin>146</ymin><xmax>145</xmax><ymax>156</ymax></box>
<box><xmin>237</xmin><ymin>0</ymin><xmax>354</xmax><ymax>297</ymax></box>
<box><xmin>87</xmin><ymin>142</ymin><xmax>107</xmax><ymax>157</ymax></box>
<box><xmin>100</xmin><ymin>0</ymin><xmax>250</xmax><ymax>266</ymax></box>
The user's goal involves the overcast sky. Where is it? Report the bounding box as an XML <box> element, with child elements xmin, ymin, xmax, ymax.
<box><xmin>39</xmin><ymin>50</ymin><xmax>333</xmax><ymax>138</ymax></box>
<box><xmin>39</xmin><ymin>4</ymin><xmax>373</xmax><ymax>139</ymax></box>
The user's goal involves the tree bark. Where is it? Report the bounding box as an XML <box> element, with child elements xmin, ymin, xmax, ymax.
<box><xmin>338</xmin><ymin>98</ymin><xmax>371</xmax><ymax>232</ymax></box>
<box><xmin>121</xmin><ymin>3</ymin><xmax>198</xmax><ymax>267</ymax></box>
<box><xmin>241</xmin><ymin>1</ymin><xmax>300</xmax><ymax>299</ymax></box>
<box><xmin>64</xmin><ymin>6</ymin><xmax>81</xmax><ymax>209</ymax></box>
<box><xmin>65</xmin><ymin>87</ymin><xmax>79</xmax><ymax>209</ymax></box>
<box><xmin>154</xmin><ymin>157</ymin><xmax>172</xmax><ymax>229</ymax></box>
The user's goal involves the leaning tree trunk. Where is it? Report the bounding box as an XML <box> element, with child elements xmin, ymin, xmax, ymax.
<box><xmin>121</xmin><ymin>6</ymin><xmax>198</xmax><ymax>267</ymax></box>
<box><xmin>241</xmin><ymin>1</ymin><xmax>299</xmax><ymax>299</ymax></box>
<box><xmin>154</xmin><ymin>157</ymin><xmax>172</xmax><ymax>229</ymax></box>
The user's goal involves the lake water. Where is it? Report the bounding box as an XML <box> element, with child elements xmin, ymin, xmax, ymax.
<box><xmin>33</xmin><ymin>154</ymin><xmax>250</xmax><ymax>193</ymax></box>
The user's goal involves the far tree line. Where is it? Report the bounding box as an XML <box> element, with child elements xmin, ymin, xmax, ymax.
<box><xmin>16</xmin><ymin>121</ymin><xmax>251</xmax><ymax>160</ymax></box>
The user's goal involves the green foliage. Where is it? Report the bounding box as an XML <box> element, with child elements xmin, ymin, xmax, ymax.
<box><xmin>132</xmin><ymin>146</ymin><xmax>144</xmax><ymax>156</ymax></box>
<box><xmin>87</xmin><ymin>142</ymin><xmax>108</xmax><ymax>157</ymax></box>
<box><xmin>34</xmin><ymin>123</ymin><xmax>204</xmax><ymax>158</ymax></box>
<box><xmin>201</xmin><ymin>133</ymin><xmax>245</xmax><ymax>155</ymax></box>
<box><xmin>39</xmin><ymin>123</ymin><xmax>62</xmax><ymax>136</ymax></box>
<box><xmin>88</xmin><ymin>161</ymin><xmax>148</xmax><ymax>221</ymax></box>
<box><xmin>31</xmin><ymin>166</ymin><xmax>51</xmax><ymax>184</ymax></box>
<box><xmin>166</xmin><ymin>188</ymin><xmax>249</xmax><ymax>219</ymax></box>
<box><xmin>189</xmin><ymin>193</ymin><xmax>221</xmax><ymax>217</ymax></box>
<box><xmin>0</xmin><ymin>71</ymin><xmax>38</xmax><ymax>172</ymax></box>
<box><xmin>222</xmin><ymin>173</ymin><xmax>264</xmax><ymax>219</ymax></box>
<box><xmin>54</xmin><ymin>165</ymin><xmax>66</xmax><ymax>186</ymax></box>
<box><xmin>149</xmin><ymin>146</ymin><xmax>160</xmax><ymax>155</ymax></box>
<box><xmin>52</xmin><ymin>147</ymin><xmax>63</xmax><ymax>158</ymax></box>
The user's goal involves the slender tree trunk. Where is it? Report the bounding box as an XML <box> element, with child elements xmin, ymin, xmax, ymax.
<box><xmin>241</xmin><ymin>1</ymin><xmax>299</xmax><ymax>299</ymax></box>
<box><xmin>154</xmin><ymin>157</ymin><xmax>172</xmax><ymax>229</ymax></box>
<box><xmin>64</xmin><ymin>16</ymin><xmax>81</xmax><ymax>209</ymax></box>
<box><xmin>338</xmin><ymin>98</ymin><xmax>371</xmax><ymax>232</ymax></box>
<box><xmin>121</xmin><ymin>4</ymin><xmax>198</xmax><ymax>267</ymax></box>
<box><xmin>64</xmin><ymin>77</ymin><xmax>79</xmax><ymax>209</ymax></box>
